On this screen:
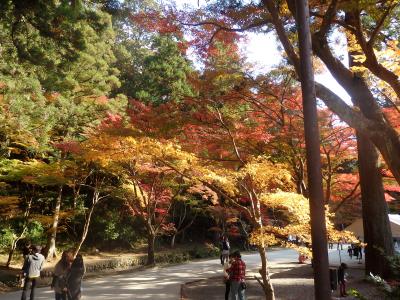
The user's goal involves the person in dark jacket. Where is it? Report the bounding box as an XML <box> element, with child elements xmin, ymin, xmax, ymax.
<box><xmin>220</xmin><ymin>236</ymin><xmax>230</xmax><ymax>265</ymax></box>
<box><xmin>66</xmin><ymin>254</ymin><xmax>85</xmax><ymax>300</ymax></box>
<box><xmin>347</xmin><ymin>246</ymin><xmax>353</xmax><ymax>259</ymax></box>
<box><xmin>352</xmin><ymin>245</ymin><xmax>359</xmax><ymax>259</ymax></box>
<box><xmin>22</xmin><ymin>242</ymin><xmax>31</xmax><ymax>259</ymax></box>
<box><xmin>338</xmin><ymin>263</ymin><xmax>348</xmax><ymax>297</ymax></box>
<box><xmin>21</xmin><ymin>245</ymin><xmax>45</xmax><ymax>300</ymax></box>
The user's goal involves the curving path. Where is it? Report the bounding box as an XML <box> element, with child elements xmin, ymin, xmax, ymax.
<box><xmin>0</xmin><ymin>249</ymin><xmax>298</xmax><ymax>300</ymax></box>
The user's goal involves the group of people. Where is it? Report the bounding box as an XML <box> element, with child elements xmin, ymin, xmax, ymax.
<box><xmin>220</xmin><ymin>235</ymin><xmax>247</xmax><ymax>300</ymax></box>
<box><xmin>20</xmin><ymin>245</ymin><xmax>85</xmax><ymax>300</ymax></box>
<box><xmin>223</xmin><ymin>251</ymin><xmax>247</xmax><ymax>300</ymax></box>
<box><xmin>347</xmin><ymin>244</ymin><xmax>363</xmax><ymax>261</ymax></box>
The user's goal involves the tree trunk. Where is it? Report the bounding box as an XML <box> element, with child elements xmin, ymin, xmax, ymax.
<box><xmin>44</xmin><ymin>186</ymin><xmax>63</xmax><ymax>260</ymax></box>
<box><xmin>5</xmin><ymin>238</ymin><xmax>20</xmax><ymax>268</ymax></box>
<box><xmin>73</xmin><ymin>203</ymin><xmax>96</xmax><ymax>257</ymax></box>
<box><xmin>5</xmin><ymin>198</ymin><xmax>31</xmax><ymax>267</ymax></box>
<box><xmin>251</xmin><ymin>193</ymin><xmax>275</xmax><ymax>300</ymax></box>
<box><xmin>344</xmin><ymin>14</ymin><xmax>395</xmax><ymax>277</ymax></box>
<box><xmin>257</xmin><ymin>246</ymin><xmax>275</xmax><ymax>300</ymax></box>
<box><xmin>357</xmin><ymin>133</ymin><xmax>394</xmax><ymax>277</ymax></box>
<box><xmin>295</xmin><ymin>1</ymin><xmax>331</xmax><ymax>298</ymax></box>
<box><xmin>264</xmin><ymin>0</ymin><xmax>400</xmax><ymax>187</ymax></box>
<box><xmin>311</xmin><ymin>32</ymin><xmax>400</xmax><ymax>187</ymax></box>
<box><xmin>170</xmin><ymin>233</ymin><xmax>177</xmax><ymax>248</ymax></box>
<box><xmin>147</xmin><ymin>233</ymin><xmax>156</xmax><ymax>265</ymax></box>
<box><xmin>171</xmin><ymin>214</ymin><xmax>196</xmax><ymax>248</ymax></box>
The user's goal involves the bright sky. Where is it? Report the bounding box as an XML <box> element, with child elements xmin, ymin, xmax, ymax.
<box><xmin>174</xmin><ymin>0</ymin><xmax>351</xmax><ymax>102</ymax></box>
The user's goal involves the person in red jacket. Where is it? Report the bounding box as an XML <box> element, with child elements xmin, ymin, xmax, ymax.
<box><xmin>227</xmin><ymin>251</ymin><xmax>246</xmax><ymax>300</ymax></box>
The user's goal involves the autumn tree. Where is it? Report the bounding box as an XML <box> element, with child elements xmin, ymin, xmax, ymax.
<box><xmin>81</xmin><ymin>126</ymin><xmax>194</xmax><ymax>265</ymax></box>
<box><xmin>169</xmin><ymin>184</ymin><xmax>214</xmax><ymax>248</ymax></box>
<box><xmin>71</xmin><ymin>165</ymin><xmax>115</xmax><ymax>257</ymax></box>
<box><xmin>168</xmin><ymin>0</ymin><xmax>399</xmax><ymax>278</ymax></box>
<box><xmin>318</xmin><ymin>110</ymin><xmax>358</xmax><ymax>203</ymax></box>
<box><xmin>0</xmin><ymin>193</ymin><xmax>35</xmax><ymax>268</ymax></box>
<box><xmin>0</xmin><ymin>159</ymin><xmax>73</xmax><ymax>261</ymax></box>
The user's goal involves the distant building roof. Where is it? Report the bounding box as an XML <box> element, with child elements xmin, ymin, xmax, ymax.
<box><xmin>345</xmin><ymin>214</ymin><xmax>400</xmax><ymax>239</ymax></box>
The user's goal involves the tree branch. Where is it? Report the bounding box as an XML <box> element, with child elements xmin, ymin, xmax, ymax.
<box><xmin>319</xmin><ymin>0</ymin><xmax>339</xmax><ymax>38</ymax></box>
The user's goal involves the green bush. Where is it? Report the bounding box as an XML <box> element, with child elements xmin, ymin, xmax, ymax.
<box><xmin>0</xmin><ymin>227</ymin><xmax>14</xmax><ymax>251</ymax></box>
<box><xmin>348</xmin><ymin>288</ymin><xmax>368</xmax><ymax>300</ymax></box>
<box><xmin>0</xmin><ymin>221</ymin><xmax>45</xmax><ymax>253</ymax></box>
<box><xmin>188</xmin><ymin>243</ymin><xmax>220</xmax><ymax>259</ymax></box>
<box><xmin>26</xmin><ymin>221</ymin><xmax>45</xmax><ymax>245</ymax></box>
<box><xmin>155</xmin><ymin>252</ymin><xmax>190</xmax><ymax>264</ymax></box>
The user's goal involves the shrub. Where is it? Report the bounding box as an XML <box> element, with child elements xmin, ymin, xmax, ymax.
<box><xmin>0</xmin><ymin>227</ymin><xmax>14</xmax><ymax>252</ymax></box>
<box><xmin>188</xmin><ymin>243</ymin><xmax>220</xmax><ymax>259</ymax></box>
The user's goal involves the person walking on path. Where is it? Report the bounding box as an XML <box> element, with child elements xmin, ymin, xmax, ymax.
<box><xmin>52</xmin><ymin>251</ymin><xmax>73</xmax><ymax>300</ymax></box>
<box><xmin>358</xmin><ymin>245</ymin><xmax>363</xmax><ymax>260</ymax></box>
<box><xmin>347</xmin><ymin>246</ymin><xmax>353</xmax><ymax>259</ymax></box>
<box><xmin>21</xmin><ymin>245</ymin><xmax>45</xmax><ymax>300</ymax></box>
<box><xmin>220</xmin><ymin>236</ymin><xmax>230</xmax><ymax>265</ymax></box>
<box><xmin>338</xmin><ymin>263</ymin><xmax>348</xmax><ymax>297</ymax></box>
<box><xmin>352</xmin><ymin>245</ymin><xmax>359</xmax><ymax>259</ymax></box>
<box><xmin>66</xmin><ymin>254</ymin><xmax>85</xmax><ymax>300</ymax></box>
<box><xmin>227</xmin><ymin>251</ymin><xmax>246</xmax><ymax>300</ymax></box>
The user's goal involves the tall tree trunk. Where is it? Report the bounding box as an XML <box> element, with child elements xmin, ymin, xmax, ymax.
<box><xmin>73</xmin><ymin>203</ymin><xmax>96</xmax><ymax>257</ymax></box>
<box><xmin>45</xmin><ymin>186</ymin><xmax>63</xmax><ymax>260</ymax></box>
<box><xmin>343</xmin><ymin>11</ymin><xmax>395</xmax><ymax>277</ymax></box>
<box><xmin>357</xmin><ymin>133</ymin><xmax>394</xmax><ymax>277</ymax></box>
<box><xmin>257</xmin><ymin>245</ymin><xmax>275</xmax><ymax>300</ymax></box>
<box><xmin>147</xmin><ymin>233</ymin><xmax>156</xmax><ymax>265</ymax></box>
<box><xmin>295</xmin><ymin>1</ymin><xmax>331</xmax><ymax>298</ymax></box>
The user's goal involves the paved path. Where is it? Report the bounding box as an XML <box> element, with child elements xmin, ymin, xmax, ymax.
<box><xmin>0</xmin><ymin>247</ymin><xmax>367</xmax><ymax>300</ymax></box>
<box><xmin>328</xmin><ymin>245</ymin><xmax>365</xmax><ymax>268</ymax></box>
<box><xmin>0</xmin><ymin>249</ymin><xmax>298</xmax><ymax>300</ymax></box>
